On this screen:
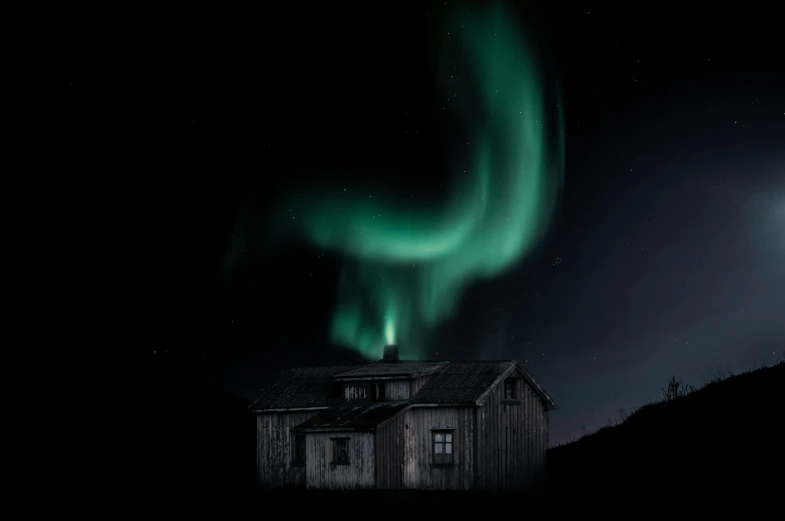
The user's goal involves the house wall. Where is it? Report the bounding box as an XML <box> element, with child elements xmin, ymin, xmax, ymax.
<box><xmin>403</xmin><ymin>407</ymin><xmax>475</xmax><ymax>490</ymax></box>
<box><xmin>476</xmin><ymin>377</ymin><xmax>548</xmax><ymax>490</ymax></box>
<box><xmin>385</xmin><ymin>380</ymin><xmax>410</xmax><ymax>400</ymax></box>
<box><xmin>306</xmin><ymin>432</ymin><xmax>375</xmax><ymax>489</ymax></box>
<box><xmin>375</xmin><ymin>413</ymin><xmax>406</xmax><ymax>489</ymax></box>
<box><xmin>256</xmin><ymin>411</ymin><xmax>320</xmax><ymax>488</ymax></box>
<box><xmin>343</xmin><ymin>380</ymin><xmax>410</xmax><ymax>401</ymax></box>
<box><xmin>343</xmin><ymin>382</ymin><xmax>370</xmax><ymax>401</ymax></box>
<box><xmin>341</xmin><ymin>373</ymin><xmax>437</xmax><ymax>403</ymax></box>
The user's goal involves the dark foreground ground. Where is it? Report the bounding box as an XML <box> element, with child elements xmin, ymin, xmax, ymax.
<box><xmin>141</xmin><ymin>361</ymin><xmax>784</xmax><ymax>507</ymax></box>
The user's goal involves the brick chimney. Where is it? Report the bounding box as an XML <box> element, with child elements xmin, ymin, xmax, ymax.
<box><xmin>382</xmin><ymin>344</ymin><xmax>399</xmax><ymax>362</ymax></box>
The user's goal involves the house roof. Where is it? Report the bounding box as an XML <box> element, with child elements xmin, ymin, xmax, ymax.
<box><xmin>334</xmin><ymin>361</ymin><xmax>447</xmax><ymax>380</ymax></box>
<box><xmin>410</xmin><ymin>360</ymin><xmax>559</xmax><ymax>410</ymax></box>
<box><xmin>249</xmin><ymin>359</ymin><xmax>557</xmax><ymax>413</ymax></box>
<box><xmin>293</xmin><ymin>401</ymin><xmax>409</xmax><ymax>432</ymax></box>
<box><xmin>516</xmin><ymin>362</ymin><xmax>559</xmax><ymax>410</ymax></box>
<box><xmin>248</xmin><ymin>365</ymin><xmax>364</xmax><ymax>411</ymax></box>
<box><xmin>410</xmin><ymin>360</ymin><xmax>513</xmax><ymax>405</ymax></box>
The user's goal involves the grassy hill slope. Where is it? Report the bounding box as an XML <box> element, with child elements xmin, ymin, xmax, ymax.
<box><xmin>545</xmin><ymin>361</ymin><xmax>784</xmax><ymax>495</ymax></box>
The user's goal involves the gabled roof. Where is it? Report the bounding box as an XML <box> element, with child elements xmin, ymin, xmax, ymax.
<box><xmin>249</xmin><ymin>359</ymin><xmax>557</xmax><ymax>413</ymax></box>
<box><xmin>248</xmin><ymin>365</ymin><xmax>364</xmax><ymax>412</ymax></box>
<box><xmin>515</xmin><ymin>362</ymin><xmax>558</xmax><ymax>410</ymax></box>
<box><xmin>410</xmin><ymin>360</ymin><xmax>558</xmax><ymax>410</ymax></box>
<box><xmin>293</xmin><ymin>401</ymin><xmax>409</xmax><ymax>432</ymax></box>
<box><xmin>335</xmin><ymin>361</ymin><xmax>447</xmax><ymax>380</ymax></box>
<box><xmin>410</xmin><ymin>360</ymin><xmax>513</xmax><ymax>405</ymax></box>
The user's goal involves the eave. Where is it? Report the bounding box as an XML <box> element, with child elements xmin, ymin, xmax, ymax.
<box><xmin>335</xmin><ymin>365</ymin><xmax>446</xmax><ymax>382</ymax></box>
<box><xmin>409</xmin><ymin>403</ymin><xmax>479</xmax><ymax>408</ymax></box>
<box><xmin>515</xmin><ymin>361</ymin><xmax>559</xmax><ymax>410</ymax></box>
<box><xmin>249</xmin><ymin>406</ymin><xmax>330</xmax><ymax>413</ymax></box>
<box><xmin>290</xmin><ymin>427</ymin><xmax>362</xmax><ymax>434</ymax></box>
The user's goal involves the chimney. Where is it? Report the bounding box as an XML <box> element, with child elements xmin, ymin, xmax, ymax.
<box><xmin>382</xmin><ymin>344</ymin><xmax>399</xmax><ymax>362</ymax></box>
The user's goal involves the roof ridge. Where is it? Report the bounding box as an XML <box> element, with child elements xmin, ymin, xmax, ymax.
<box><xmin>288</xmin><ymin>363</ymin><xmax>366</xmax><ymax>370</ymax></box>
<box><xmin>287</xmin><ymin>360</ymin><xmax>521</xmax><ymax>370</ymax></box>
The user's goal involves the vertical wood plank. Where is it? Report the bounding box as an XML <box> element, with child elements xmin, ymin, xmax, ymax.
<box><xmin>471</xmin><ymin>368</ymin><xmax>552</xmax><ymax>491</ymax></box>
<box><xmin>403</xmin><ymin>407</ymin><xmax>475</xmax><ymax>490</ymax></box>
<box><xmin>306</xmin><ymin>432</ymin><xmax>375</xmax><ymax>489</ymax></box>
<box><xmin>257</xmin><ymin>411</ymin><xmax>320</xmax><ymax>488</ymax></box>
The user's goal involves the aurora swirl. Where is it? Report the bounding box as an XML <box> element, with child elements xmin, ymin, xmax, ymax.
<box><xmin>239</xmin><ymin>4</ymin><xmax>564</xmax><ymax>359</ymax></box>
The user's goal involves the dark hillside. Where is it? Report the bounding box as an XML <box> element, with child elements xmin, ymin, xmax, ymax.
<box><xmin>546</xmin><ymin>362</ymin><xmax>785</xmax><ymax>495</ymax></box>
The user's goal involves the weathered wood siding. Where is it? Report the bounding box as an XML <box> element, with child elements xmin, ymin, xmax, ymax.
<box><xmin>403</xmin><ymin>407</ymin><xmax>474</xmax><ymax>490</ymax></box>
<box><xmin>306</xmin><ymin>432</ymin><xmax>375</xmax><ymax>489</ymax></box>
<box><xmin>476</xmin><ymin>377</ymin><xmax>548</xmax><ymax>490</ymax></box>
<box><xmin>256</xmin><ymin>411</ymin><xmax>319</xmax><ymax>488</ymax></box>
<box><xmin>385</xmin><ymin>380</ymin><xmax>410</xmax><ymax>400</ymax></box>
<box><xmin>342</xmin><ymin>374</ymin><xmax>435</xmax><ymax>402</ymax></box>
<box><xmin>343</xmin><ymin>382</ymin><xmax>370</xmax><ymax>401</ymax></box>
<box><xmin>375</xmin><ymin>413</ymin><xmax>406</xmax><ymax>489</ymax></box>
<box><xmin>344</xmin><ymin>380</ymin><xmax>410</xmax><ymax>401</ymax></box>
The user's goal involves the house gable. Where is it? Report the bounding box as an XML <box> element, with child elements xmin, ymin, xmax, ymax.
<box><xmin>475</xmin><ymin>362</ymin><xmax>558</xmax><ymax>410</ymax></box>
<box><xmin>513</xmin><ymin>362</ymin><xmax>558</xmax><ymax>410</ymax></box>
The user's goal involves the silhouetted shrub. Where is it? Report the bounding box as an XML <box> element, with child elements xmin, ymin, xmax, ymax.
<box><xmin>661</xmin><ymin>374</ymin><xmax>694</xmax><ymax>400</ymax></box>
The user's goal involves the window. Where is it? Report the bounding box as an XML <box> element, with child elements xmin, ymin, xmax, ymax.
<box><xmin>370</xmin><ymin>382</ymin><xmax>385</xmax><ymax>402</ymax></box>
<box><xmin>292</xmin><ymin>433</ymin><xmax>306</xmax><ymax>466</ymax></box>
<box><xmin>504</xmin><ymin>378</ymin><xmax>517</xmax><ymax>400</ymax></box>
<box><xmin>432</xmin><ymin>430</ymin><xmax>454</xmax><ymax>465</ymax></box>
<box><xmin>331</xmin><ymin>437</ymin><xmax>350</xmax><ymax>465</ymax></box>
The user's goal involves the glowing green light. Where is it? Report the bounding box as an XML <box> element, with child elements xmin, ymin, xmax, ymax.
<box><xmin>230</xmin><ymin>4</ymin><xmax>564</xmax><ymax>359</ymax></box>
<box><xmin>385</xmin><ymin>319</ymin><xmax>395</xmax><ymax>346</ymax></box>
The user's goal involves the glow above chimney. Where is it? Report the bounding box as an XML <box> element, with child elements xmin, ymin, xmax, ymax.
<box><xmin>384</xmin><ymin>319</ymin><xmax>395</xmax><ymax>345</ymax></box>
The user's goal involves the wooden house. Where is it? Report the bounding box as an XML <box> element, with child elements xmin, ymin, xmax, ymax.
<box><xmin>249</xmin><ymin>345</ymin><xmax>557</xmax><ymax>491</ymax></box>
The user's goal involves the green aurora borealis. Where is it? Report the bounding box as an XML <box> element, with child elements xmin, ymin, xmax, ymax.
<box><xmin>251</xmin><ymin>5</ymin><xmax>563</xmax><ymax>359</ymax></box>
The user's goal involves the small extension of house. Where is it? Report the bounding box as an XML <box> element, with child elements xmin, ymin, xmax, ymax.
<box><xmin>249</xmin><ymin>345</ymin><xmax>557</xmax><ymax>491</ymax></box>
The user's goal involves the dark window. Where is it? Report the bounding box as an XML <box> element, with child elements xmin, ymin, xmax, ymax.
<box><xmin>432</xmin><ymin>430</ymin><xmax>454</xmax><ymax>465</ymax></box>
<box><xmin>292</xmin><ymin>434</ymin><xmax>306</xmax><ymax>466</ymax></box>
<box><xmin>504</xmin><ymin>378</ymin><xmax>517</xmax><ymax>400</ymax></box>
<box><xmin>371</xmin><ymin>382</ymin><xmax>385</xmax><ymax>401</ymax></box>
<box><xmin>332</xmin><ymin>438</ymin><xmax>350</xmax><ymax>465</ymax></box>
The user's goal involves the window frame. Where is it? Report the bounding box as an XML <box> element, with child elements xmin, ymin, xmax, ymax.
<box><xmin>330</xmin><ymin>436</ymin><xmax>350</xmax><ymax>465</ymax></box>
<box><xmin>503</xmin><ymin>377</ymin><xmax>521</xmax><ymax>404</ymax></box>
<box><xmin>291</xmin><ymin>432</ymin><xmax>306</xmax><ymax>467</ymax></box>
<box><xmin>431</xmin><ymin>429</ymin><xmax>455</xmax><ymax>466</ymax></box>
<box><xmin>370</xmin><ymin>382</ymin><xmax>386</xmax><ymax>402</ymax></box>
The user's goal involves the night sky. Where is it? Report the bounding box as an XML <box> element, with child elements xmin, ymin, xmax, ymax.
<box><xmin>58</xmin><ymin>2</ymin><xmax>783</xmax><ymax>445</ymax></box>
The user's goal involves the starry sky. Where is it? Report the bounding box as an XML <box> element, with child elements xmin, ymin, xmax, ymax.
<box><xmin>57</xmin><ymin>2</ymin><xmax>784</xmax><ymax>445</ymax></box>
